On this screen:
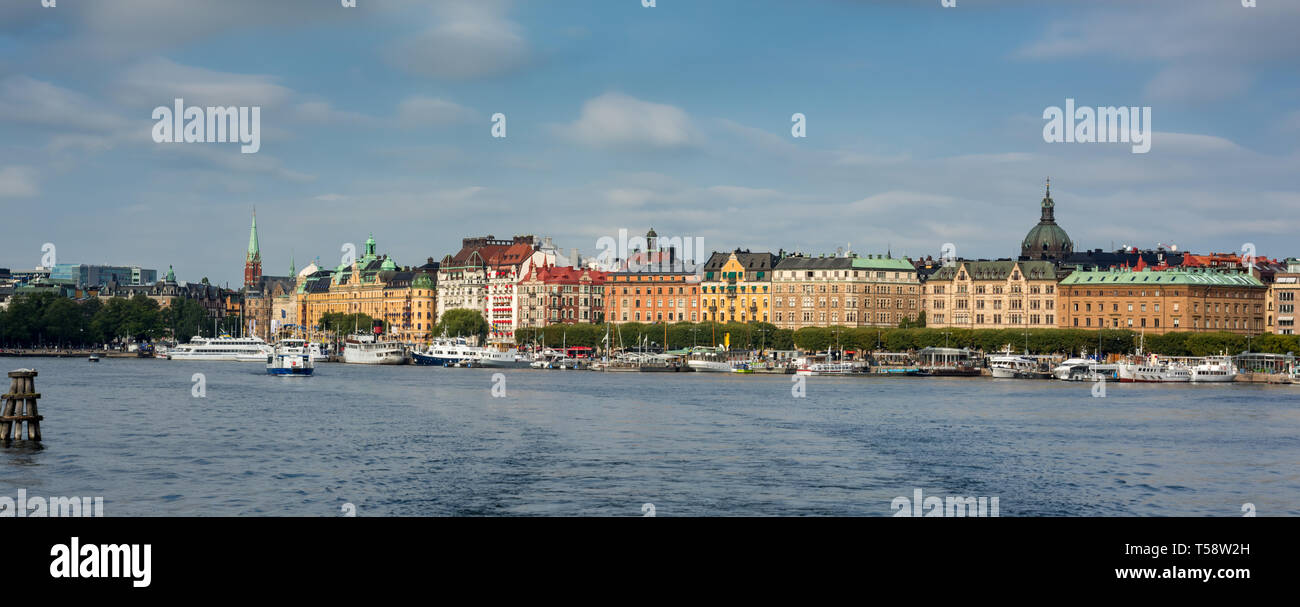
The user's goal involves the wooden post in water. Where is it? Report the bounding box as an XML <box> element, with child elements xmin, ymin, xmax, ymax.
<box><xmin>1</xmin><ymin>369</ymin><xmax>42</xmax><ymax>443</ymax></box>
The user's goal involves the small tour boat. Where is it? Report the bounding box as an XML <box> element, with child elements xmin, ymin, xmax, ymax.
<box><xmin>267</xmin><ymin>339</ymin><xmax>314</xmax><ymax>376</ymax></box>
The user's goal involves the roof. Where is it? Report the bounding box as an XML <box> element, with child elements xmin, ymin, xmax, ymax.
<box><xmin>775</xmin><ymin>254</ymin><xmax>915</xmax><ymax>272</ymax></box>
<box><xmin>1060</xmin><ymin>268</ymin><xmax>1265</xmax><ymax>287</ymax></box>
<box><xmin>702</xmin><ymin>251</ymin><xmax>779</xmax><ymax>272</ymax></box>
<box><xmin>928</xmin><ymin>260</ymin><xmax>1057</xmax><ymax>281</ymax></box>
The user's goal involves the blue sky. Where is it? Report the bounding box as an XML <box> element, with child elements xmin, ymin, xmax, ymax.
<box><xmin>1</xmin><ymin>0</ymin><xmax>1297</xmax><ymax>286</ymax></box>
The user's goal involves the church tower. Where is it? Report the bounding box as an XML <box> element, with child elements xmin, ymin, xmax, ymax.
<box><xmin>244</xmin><ymin>210</ymin><xmax>262</xmax><ymax>290</ymax></box>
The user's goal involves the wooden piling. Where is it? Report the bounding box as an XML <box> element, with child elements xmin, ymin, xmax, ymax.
<box><xmin>2</xmin><ymin>369</ymin><xmax>42</xmax><ymax>443</ymax></box>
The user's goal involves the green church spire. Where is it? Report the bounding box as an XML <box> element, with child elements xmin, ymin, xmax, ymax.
<box><xmin>247</xmin><ymin>209</ymin><xmax>261</xmax><ymax>262</ymax></box>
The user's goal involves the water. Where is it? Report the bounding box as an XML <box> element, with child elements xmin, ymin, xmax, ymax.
<box><xmin>2</xmin><ymin>357</ymin><xmax>1298</xmax><ymax>516</ymax></box>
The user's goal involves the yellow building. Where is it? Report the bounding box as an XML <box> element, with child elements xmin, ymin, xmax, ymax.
<box><xmin>299</xmin><ymin>235</ymin><xmax>439</xmax><ymax>344</ymax></box>
<box><xmin>699</xmin><ymin>250</ymin><xmax>778</xmax><ymax>324</ymax></box>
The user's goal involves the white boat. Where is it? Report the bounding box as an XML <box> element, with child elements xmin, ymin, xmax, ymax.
<box><xmin>471</xmin><ymin>348</ymin><xmax>531</xmax><ymax>368</ymax></box>
<box><xmin>342</xmin><ymin>333</ymin><xmax>406</xmax><ymax>365</ymax></box>
<box><xmin>412</xmin><ymin>337</ymin><xmax>478</xmax><ymax>366</ymax></box>
<box><xmin>1059</xmin><ymin>362</ymin><xmax>1119</xmax><ymax>382</ymax></box>
<box><xmin>796</xmin><ymin>362</ymin><xmax>858</xmax><ymax>376</ymax></box>
<box><xmin>267</xmin><ymin>339</ymin><xmax>314</xmax><ymax>376</ymax></box>
<box><xmin>88</xmin><ymin>354</ymin><xmax>100</xmax><ymax>363</ymax></box>
<box><xmin>1118</xmin><ymin>356</ymin><xmax>1190</xmax><ymax>383</ymax></box>
<box><xmin>686</xmin><ymin>349</ymin><xmax>731</xmax><ymax>373</ymax></box>
<box><xmin>989</xmin><ymin>355</ymin><xmax>1039</xmax><ymax>379</ymax></box>
<box><xmin>1052</xmin><ymin>357</ymin><xmax>1098</xmax><ymax>380</ymax></box>
<box><xmin>167</xmin><ymin>335</ymin><xmax>274</xmax><ymax>362</ymax></box>
<box><xmin>1189</xmin><ymin>356</ymin><xmax>1237</xmax><ymax>383</ymax></box>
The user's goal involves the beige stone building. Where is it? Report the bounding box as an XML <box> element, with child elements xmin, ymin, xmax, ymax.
<box><xmin>770</xmin><ymin>254</ymin><xmax>921</xmax><ymax>329</ymax></box>
<box><xmin>923</xmin><ymin>260</ymin><xmax>1060</xmax><ymax>329</ymax></box>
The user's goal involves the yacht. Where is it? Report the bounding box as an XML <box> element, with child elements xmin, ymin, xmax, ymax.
<box><xmin>342</xmin><ymin>333</ymin><xmax>407</xmax><ymax>365</ymax></box>
<box><xmin>1117</xmin><ymin>357</ymin><xmax>1191</xmax><ymax>383</ymax></box>
<box><xmin>470</xmin><ymin>348</ymin><xmax>531</xmax><ymax>368</ymax></box>
<box><xmin>167</xmin><ymin>335</ymin><xmax>275</xmax><ymax>362</ymax></box>
<box><xmin>1189</xmin><ymin>356</ymin><xmax>1237</xmax><ymax>383</ymax></box>
<box><xmin>686</xmin><ymin>349</ymin><xmax>731</xmax><ymax>373</ymax></box>
<box><xmin>412</xmin><ymin>337</ymin><xmax>478</xmax><ymax>366</ymax></box>
<box><xmin>267</xmin><ymin>339</ymin><xmax>314</xmax><ymax>376</ymax></box>
<box><xmin>989</xmin><ymin>355</ymin><xmax>1039</xmax><ymax>379</ymax></box>
<box><xmin>1052</xmin><ymin>357</ymin><xmax>1097</xmax><ymax>380</ymax></box>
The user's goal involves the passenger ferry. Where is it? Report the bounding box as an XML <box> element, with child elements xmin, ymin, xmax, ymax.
<box><xmin>1189</xmin><ymin>356</ymin><xmax>1237</xmax><ymax>383</ymax></box>
<box><xmin>167</xmin><ymin>335</ymin><xmax>275</xmax><ymax>362</ymax></box>
<box><xmin>267</xmin><ymin>339</ymin><xmax>314</xmax><ymax>376</ymax></box>
<box><xmin>1117</xmin><ymin>356</ymin><xmax>1191</xmax><ymax>383</ymax></box>
<box><xmin>342</xmin><ymin>333</ymin><xmax>407</xmax><ymax>365</ymax></box>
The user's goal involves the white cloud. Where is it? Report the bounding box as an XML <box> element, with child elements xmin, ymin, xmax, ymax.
<box><xmin>294</xmin><ymin>101</ymin><xmax>374</xmax><ymax>125</ymax></box>
<box><xmin>1144</xmin><ymin>65</ymin><xmax>1252</xmax><ymax>103</ymax></box>
<box><xmin>112</xmin><ymin>58</ymin><xmax>293</xmax><ymax>109</ymax></box>
<box><xmin>559</xmin><ymin>92</ymin><xmax>698</xmax><ymax>149</ymax></box>
<box><xmin>0</xmin><ymin>75</ymin><xmax>128</xmax><ymax>132</ymax></box>
<box><xmin>388</xmin><ymin>1</ymin><xmax>529</xmax><ymax>79</ymax></box>
<box><xmin>395</xmin><ymin>96</ymin><xmax>475</xmax><ymax>126</ymax></box>
<box><xmin>0</xmin><ymin>166</ymin><xmax>38</xmax><ymax>198</ymax></box>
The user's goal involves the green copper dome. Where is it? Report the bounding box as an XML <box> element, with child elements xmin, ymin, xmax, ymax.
<box><xmin>381</xmin><ymin>256</ymin><xmax>397</xmax><ymax>271</ymax></box>
<box><xmin>1020</xmin><ymin>180</ymin><xmax>1073</xmax><ymax>261</ymax></box>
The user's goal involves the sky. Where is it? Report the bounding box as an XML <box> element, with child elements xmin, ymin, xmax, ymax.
<box><xmin>1</xmin><ymin>0</ymin><xmax>1297</xmax><ymax>287</ymax></box>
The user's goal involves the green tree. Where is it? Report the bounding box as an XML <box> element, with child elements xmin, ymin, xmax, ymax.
<box><xmin>431</xmin><ymin>309</ymin><xmax>489</xmax><ymax>343</ymax></box>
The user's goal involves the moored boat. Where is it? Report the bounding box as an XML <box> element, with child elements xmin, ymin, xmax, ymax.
<box><xmin>167</xmin><ymin>335</ymin><xmax>274</xmax><ymax>362</ymax></box>
<box><xmin>1117</xmin><ymin>356</ymin><xmax>1190</xmax><ymax>383</ymax></box>
<box><xmin>342</xmin><ymin>333</ymin><xmax>406</xmax><ymax>365</ymax></box>
<box><xmin>1189</xmin><ymin>356</ymin><xmax>1237</xmax><ymax>383</ymax></box>
<box><xmin>267</xmin><ymin>339</ymin><xmax>314</xmax><ymax>376</ymax></box>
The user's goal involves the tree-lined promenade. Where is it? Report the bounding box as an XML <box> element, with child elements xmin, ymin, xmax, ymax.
<box><xmin>515</xmin><ymin>321</ymin><xmax>1300</xmax><ymax>357</ymax></box>
<box><xmin>3</xmin><ymin>292</ymin><xmax>1298</xmax><ymax>357</ymax></box>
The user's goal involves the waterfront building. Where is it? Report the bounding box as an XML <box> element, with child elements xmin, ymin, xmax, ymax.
<box><xmin>299</xmin><ymin>235</ymin><xmax>438</xmax><ymax>344</ymax></box>
<box><xmin>603</xmin><ymin>229</ymin><xmax>703</xmax><ymax>325</ymax></box>
<box><xmin>437</xmin><ymin>235</ymin><xmax>556</xmax><ymax>345</ymax></box>
<box><xmin>923</xmin><ymin>260</ymin><xmax>1061</xmax><ymax>329</ymax></box>
<box><xmin>96</xmin><ymin>266</ymin><xmax>233</xmax><ymax>322</ymax></box>
<box><xmin>1019</xmin><ymin>180</ymin><xmax>1074</xmax><ymax>262</ymax></box>
<box><xmin>50</xmin><ymin>264</ymin><xmax>157</xmax><ymax>288</ymax></box>
<box><xmin>517</xmin><ymin>263</ymin><xmax>607</xmax><ymax>327</ymax></box>
<box><xmin>770</xmin><ymin>253</ymin><xmax>922</xmax><ymax>330</ymax></box>
<box><xmin>1265</xmin><ymin>258</ymin><xmax>1300</xmax><ymax>335</ymax></box>
<box><xmin>698</xmin><ymin>250</ymin><xmax>778</xmax><ymax>324</ymax></box>
<box><xmin>1056</xmin><ymin>267</ymin><xmax>1266</xmax><ymax>334</ymax></box>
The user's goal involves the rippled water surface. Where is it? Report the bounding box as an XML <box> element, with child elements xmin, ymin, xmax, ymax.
<box><xmin>2</xmin><ymin>357</ymin><xmax>1297</xmax><ymax>516</ymax></box>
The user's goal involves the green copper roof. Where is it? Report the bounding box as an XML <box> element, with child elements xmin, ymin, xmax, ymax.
<box><xmin>247</xmin><ymin>211</ymin><xmax>260</xmax><ymax>261</ymax></box>
<box><xmin>381</xmin><ymin>256</ymin><xmax>397</xmax><ymax>271</ymax></box>
<box><xmin>1060</xmin><ymin>268</ymin><xmax>1264</xmax><ymax>287</ymax></box>
<box><xmin>165</xmin><ymin>265</ymin><xmax>176</xmax><ymax>282</ymax></box>
<box><xmin>1020</xmin><ymin>180</ymin><xmax>1073</xmax><ymax>258</ymax></box>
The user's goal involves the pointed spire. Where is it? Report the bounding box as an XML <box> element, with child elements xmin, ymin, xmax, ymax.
<box><xmin>246</xmin><ymin>208</ymin><xmax>261</xmax><ymax>262</ymax></box>
<box><xmin>289</xmin><ymin>252</ymin><xmax>296</xmax><ymax>276</ymax></box>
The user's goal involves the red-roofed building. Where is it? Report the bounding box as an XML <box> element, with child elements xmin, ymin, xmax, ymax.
<box><xmin>437</xmin><ymin>235</ymin><xmax>564</xmax><ymax>345</ymax></box>
<box><xmin>518</xmin><ymin>263</ymin><xmax>608</xmax><ymax>328</ymax></box>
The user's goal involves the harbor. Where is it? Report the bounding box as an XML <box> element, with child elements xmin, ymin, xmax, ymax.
<box><xmin>2</xmin><ymin>355</ymin><xmax>1297</xmax><ymax>517</ymax></box>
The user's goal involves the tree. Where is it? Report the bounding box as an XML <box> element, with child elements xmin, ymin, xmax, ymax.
<box><xmin>431</xmin><ymin>309</ymin><xmax>489</xmax><ymax>344</ymax></box>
